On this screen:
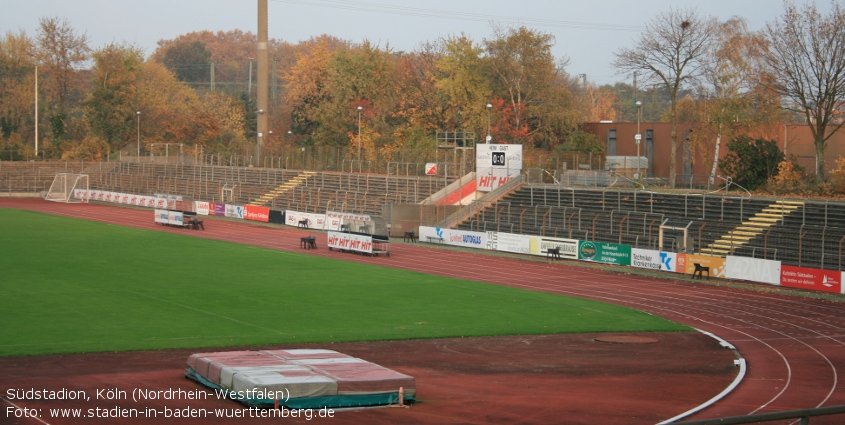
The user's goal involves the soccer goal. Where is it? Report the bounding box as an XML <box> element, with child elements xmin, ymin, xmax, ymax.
<box><xmin>45</xmin><ymin>173</ymin><xmax>89</xmax><ymax>203</ymax></box>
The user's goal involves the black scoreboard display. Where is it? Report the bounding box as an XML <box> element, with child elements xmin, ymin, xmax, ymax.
<box><xmin>492</xmin><ymin>152</ymin><xmax>506</xmax><ymax>166</ymax></box>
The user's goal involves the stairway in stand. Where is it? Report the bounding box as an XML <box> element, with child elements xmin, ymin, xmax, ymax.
<box><xmin>699</xmin><ymin>200</ymin><xmax>803</xmax><ymax>256</ymax></box>
<box><xmin>249</xmin><ymin>171</ymin><xmax>316</xmax><ymax>206</ymax></box>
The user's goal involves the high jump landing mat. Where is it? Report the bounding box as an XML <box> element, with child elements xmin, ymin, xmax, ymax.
<box><xmin>186</xmin><ymin>349</ymin><xmax>415</xmax><ymax>409</ymax></box>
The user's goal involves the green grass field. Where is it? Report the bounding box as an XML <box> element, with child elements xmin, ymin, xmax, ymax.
<box><xmin>0</xmin><ymin>208</ymin><xmax>689</xmax><ymax>357</ymax></box>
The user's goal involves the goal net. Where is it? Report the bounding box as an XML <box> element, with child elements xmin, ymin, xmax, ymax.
<box><xmin>45</xmin><ymin>173</ymin><xmax>89</xmax><ymax>203</ymax></box>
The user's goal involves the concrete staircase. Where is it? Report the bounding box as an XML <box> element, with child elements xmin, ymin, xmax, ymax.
<box><xmin>249</xmin><ymin>171</ymin><xmax>316</xmax><ymax>206</ymax></box>
<box><xmin>699</xmin><ymin>200</ymin><xmax>804</xmax><ymax>256</ymax></box>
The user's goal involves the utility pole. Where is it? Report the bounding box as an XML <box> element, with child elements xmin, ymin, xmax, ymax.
<box><xmin>256</xmin><ymin>0</ymin><xmax>269</xmax><ymax>166</ymax></box>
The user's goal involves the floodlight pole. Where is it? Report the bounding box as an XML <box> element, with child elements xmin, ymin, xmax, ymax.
<box><xmin>486</xmin><ymin>103</ymin><xmax>492</xmax><ymax>143</ymax></box>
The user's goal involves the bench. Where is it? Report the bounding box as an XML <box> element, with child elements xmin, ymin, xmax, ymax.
<box><xmin>300</xmin><ymin>236</ymin><xmax>317</xmax><ymax>249</ymax></box>
<box><xmin>298</xmin><ymin>219</ymin><xmax>310</xmax><ymax>229</ymax></box>
<box><xmin>403</xmin><ymin>231</ymin><xmax>417</xmax><ymax>243</ymax></box>
<box><xmin>340</xmin><ymin>224</ymin><xmax>352</xmax><ymax>232</ymax></box>
<box><xmin>693</xmin><ymin>263</ymin><xmax>709</xmax><ymax>280</ymax></box>
<box><xmin>426</xmin><ymin>236</ymin><xmax>444</xmax><ymax>244</ymax></box>
<box><xmin>547</xmin><ymin>247</ymin><xmax>561</xmax><ymax>260</ymax></box>
<box><xmin>188</xmin><ymin>217</ymin><xmax>204</xmax><ymax>230</ymax></box>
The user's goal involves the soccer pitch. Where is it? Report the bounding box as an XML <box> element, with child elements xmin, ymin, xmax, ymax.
<box><xmin>0</xmin><ymin>208</ymin><xmax>689</xmax><ymax>357</ymax></box>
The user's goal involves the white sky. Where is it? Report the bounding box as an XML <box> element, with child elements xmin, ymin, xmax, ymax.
<box><xmin>2</xmin><ymin>0</ymin><xmax>828</xmax><ymax>86</ymax></box>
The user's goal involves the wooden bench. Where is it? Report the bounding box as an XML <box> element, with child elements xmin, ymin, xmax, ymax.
<box><xmin>403</xmin><ymin>231</ymin><xmax>417</xmax><ymax>243</ymax></box>
<box><xmin>693</xmin><ymin>263</ymin><xmax>709</xmax><ymax>280</ymax></box>
<box><xmin>300</xmin><ymin>236</ymin><xmax>317</xmax><ymax>249</ymax></box>
<box><xmin>547</xmin><ymin>247</ymin><xmax>561</xmax><ymax>260</ymax></box>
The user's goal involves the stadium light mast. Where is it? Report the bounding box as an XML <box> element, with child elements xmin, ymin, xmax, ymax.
<box><xmin>256</xmin><ymin>0</ymin><xmax>269</xmax><ymax>166</ymax></box>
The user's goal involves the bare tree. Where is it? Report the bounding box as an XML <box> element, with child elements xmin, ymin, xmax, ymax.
<box><xmin>36</xmin><ymin>17</ymin><xmax>90</xmax><ymax>111</ymax></box>
<box><xmin>763</xmin><ymin>1</ymin><xmax>845</xmax><ymax>183</ymax></box>
<box><xmin>613</xmin><ymin>8</ymin><xmax>716</xmax><ymax>188</ymax></box>
<box><xmin>698</xmin><ymin>17</ymin><xmax>777</xmax><ymax>187</ymax></box>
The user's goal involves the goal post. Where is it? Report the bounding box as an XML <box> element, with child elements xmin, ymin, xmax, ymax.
<box><xmin>45</xmin><ymin>173</ymin><xmax>89</xmax><ymax>203</ymax></box>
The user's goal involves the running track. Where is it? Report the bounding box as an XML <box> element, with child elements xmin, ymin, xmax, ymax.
<box><xmin>4</xmin><ymin>198</ymin><xmax>845</xmax><ymax>423</ymax></box>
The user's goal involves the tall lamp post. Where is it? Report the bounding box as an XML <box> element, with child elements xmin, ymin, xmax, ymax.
<box><xmin>486</xmin><ymin>103</ymin><xmax>492</xmax><ymax>144</ymax></box>
<box><xmin>136</xmin><ymin>111</ymin><xmax>141</xmax><ymax>162</ymax></box>
<box><xmin>256</xmin><ymin>109</ymin><xmax>264</xmax><ymax>166</ymax></box>
<box><xmin>635</xmin><ymin>101</ymin><xmax>642</xmax><ymax>180</ymax></box>
<box><xmin>357</xmin><ymin>105</ymin><xmax>363</xmax><ymax>163</ymax></box>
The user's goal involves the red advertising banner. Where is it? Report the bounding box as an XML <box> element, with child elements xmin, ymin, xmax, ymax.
<box><xmin>676</xmin><ymin>253</ymin><xmax>688</xmax><ymax>274</ymax></box>
<box><xmin>780</xmin><ymin>265</ymin><xmax>841</xmax><ymax>293</ymax></box>
<box><xmin>243</xmin><ymin>205</ymin><xmax>270</xmax><ymax>222</ymax></box>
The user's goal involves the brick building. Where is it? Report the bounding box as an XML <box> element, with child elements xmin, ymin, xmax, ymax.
<box><xmin>581</xmin><ymin>122</ymin><xmax>845</xmax><ymax>184</ymax></box>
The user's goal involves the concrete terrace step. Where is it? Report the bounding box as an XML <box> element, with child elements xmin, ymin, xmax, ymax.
<box><xmin>775</xmin><ymin>200</ymin><xmax>805</xmax><ymax>206</ymax></box>
<box><xmin>698</xmin><ymin>201</ymin><xmax>803</xmax><ymax>256</ymax></box>
<box><xmin>249</xmin><ymin>171</ymin><xmax>316</xmax><ymax>206</ymax></box>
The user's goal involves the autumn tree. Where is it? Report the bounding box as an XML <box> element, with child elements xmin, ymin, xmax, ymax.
<box><xmin>583</xmin><ymin>84</ymin><xmax>617</xmax><ymax>123</ymax></box>
<box><xmin>135</xmin><ymin>60</ymin><xmax>218</xmax><ymax>150</ymax></box>
<box><xmin>160</xmin><ymin>40</ymin><xmax>211</xmax><ymax>83</ymax></box>
<box><xmin>85</xmin><ymin>43</ymin><xmax>143</xmax><ymax>147</ymax></box>
<box><xmin>323</xmin><ymin>41</ymin><xmax>397</xmax><ymax>153</ymax></box>
<box><xmin>614</xmin><ymin>8</ymin><xmax>716</xmax><ymax>188</ymax></box>
<box><xmin>36</xmin><ymin>17</ymin><xmax>89</xmax><ymax>111</ymax></box>
<box><xmin>0</xmin><ymin>30</ymin><xmax>35</xmax><ymax>149</ymax></box>
<box><xmin>763</xmin><ymin>1</ymin><xmax>845</xmax><ymax>183</ymax></box>
<box><xmin>690</xmin><ymin>17</ymin><xmax>780</xmax><ymax>186</ymax></box>
<box><xmin>391</xmin><ymin>43</ymin><xmax>448</xmax><ymax>144</ymax></box>
<box><xmin>35</xmin><ymin>17</ymin><xmax>90</xmax><ymax>155</ymax></box>
<box><xmin>720</xmin><ymin>135</ymin><xmax>784</xmax><ymax>191</ymax></box>
<box><xmin>435</xmin><ymin>34</ymin><xmax>491</xmax><ymax>137</ymax></box>
<box><xmin>283</xmin><ymin>35</ymin><xmax>345</xmax><ymax>141</ymax></box>
<box><xmin>485</xmin><ymin>26</ymin><xmax>558</xmax><ymax>147</ymax></box>
<box><xmin>200</xmin><ymin>91</ymin><xmax>248</xmax><ymax>155</ymax></box>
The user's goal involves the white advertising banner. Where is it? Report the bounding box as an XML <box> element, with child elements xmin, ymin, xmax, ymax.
<box><xmin>631</xmin><ymin>248</ymin><xmax>661</xmax><ymax>270</ymax></box>
<box><xmin>167</xmin><ymin>210</ymin><xmax>185</xmax><ymax>226</ymax></box>
<box><xmin>154</xmin><ymin>197</ymin><xmax>168</xmax><ymax>209</ymax></box>
<box><xmin>225</xmin><ymin>204</ymin><xmax>244</xmax><ymax>219</ymax></box>
<box><xmin>325</xmin><ymin>211</ymin><xmax>371</xmax><ymax>231</ymax></box>
<box><xmin>528</xmin><ymin>236</ymin><xmax>579</xmax><ymax>259</ymax></box>
<box><xmin>476</xmin><ymin>144</ymin><xmax>523</xmax><ymax>192</ymax></box>
<box><xmin>195</xmin><ymin>201</ymin><xmax>210</xmax><ymax>216</ymax></box>
<box><xmin>726</xmin><ymin>256</ymin><xmax>782</xmax><ymax>285</ymax></box>
<box><xmin>285</xmin><ymin>210</ymin><xmax>326</xmax><ymax>229</ymax></box>
<box><xmin>327</xmin><ymin>231</ymin><xmax>373</xmax><ymax>254</ymax></box>
<box><xmin>659</xmin><ymin>251</ymin><xmax>678</xmax><ymax>272</ymax></box>
<box><xmin>486</xmin><ymin>231</ymin><xmax>530</xmax><ymax>254</ymax></box>
<box><xmin>418</xmin><ymin>227</ymin><xmax>486</xmax><ymax>249</ymax></box>
<box><xmin>154</xmin><ymin>209</ymin><xmax>169</xmax><ymax>225</ymax></box>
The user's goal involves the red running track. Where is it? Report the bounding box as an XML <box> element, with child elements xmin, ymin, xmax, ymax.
<box><xmin>3</xmin><ymin>198</ymin><xmax>845</xmax><ymax>423</ymax></box>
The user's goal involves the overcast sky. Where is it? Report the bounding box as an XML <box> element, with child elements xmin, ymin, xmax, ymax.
<box><xmin>2</xmin><ymin>0</ymin><xmax>830</xmax><ymax>86</ymax></box>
